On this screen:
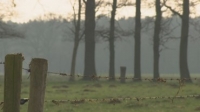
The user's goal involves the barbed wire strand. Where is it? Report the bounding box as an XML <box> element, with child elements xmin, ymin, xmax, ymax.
<box><xmin>48</xmin><ymin>94</ymin><xmax>200</xmax><ymax>105</ymax></box>
<box><xmin>1</xmin><ymin>94</ymin><xmax>199</xmax><ymax>106</ymax></box>
<box><xmin>1</xmin><ymin>63</ymin><xmax>199</xmax><ymax>108</ymax></box>
<box><xmin>10</xmin><ymin>68</ymin><xmax>200</xmax><ymax>101</ymax></box>
<box><xmin>21</xmin><ymin>67</ymin><xmax>198</xmax><ymax>100</ymax></box>
<box><xmin>0</xmin><ymin>61</ymin><xmax>197</xmax><ymax>82</ymax></box>
<box><xmin>0</xmin><ymin>62</ymin><xmax>197</xmax><ymax>81</ymax></box>
<box><xmin>21</xmin><ymin>67</ymin><xmax>200</xmax><ymax>82</ymax></box>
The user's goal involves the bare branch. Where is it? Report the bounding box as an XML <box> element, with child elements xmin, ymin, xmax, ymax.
<box><xmin>163</xmin><ymin>0</ymin><xmax>182</xmax><ymax>18</ymax></box>
<box><xmin>83</xmin><ymin>0</ymin><xmax>86</xmax><ymax>4</ymax></box>
<box><xmin>95</xmin><ymin>0</ymin><xmax>104</xmax><ymax>13</ymax></box>
<box><xmin>115</xmin><ymin>21</ymin><xmax>134</xmax><ymax>36</ymax></box>
<box><xmin>95</xmin><ymin>27</ymin><xmax>110</xmax><ymax>41</ymax></box>
<box><xmin>11</xmin><ymin>0</ymin><xmax>16</xmax><ymax>7</ymax></box>
<box><xmin>78</xmin><ymin>29</ymin><xmax>85</xmax><ymax>41</ymax></box>
<box><xmin>31</xmin><ymin>0</ymin><xmax>47</xmax><ymax>14</ymax></box>
<box><xmin>70</xmin><ymin>0</ymin><xmax>77</xmax><ymax>27</ymax></box>
<box><xmin>117</xmin><ymin>0</ymin><xmax>135</xmax><ymax>8</ymax></box>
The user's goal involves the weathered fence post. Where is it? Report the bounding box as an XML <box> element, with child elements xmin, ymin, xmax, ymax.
<box><xmin>4</xmin><ymin>54</ymin><xmax>23</xmax><ymax>112</ymax></box>
<box><xmin>28</xmin><ymin>58</ymin><xmax>48</xmax><ymax>112</ymax></box>
<box><xmin>120</xmin><ymin>66</ymin><xmax>126</xmax><ymax>83</ymax></box>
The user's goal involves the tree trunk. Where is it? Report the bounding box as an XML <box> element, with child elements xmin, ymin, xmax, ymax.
<box><xmin>180</xmin><ymin>0</ymin><xmax>191</xmax><ymax>82</ymax></box>
<box><xmin>153</xmin><ymin>0</ymin><xmax>162</xmax><ymax>79</ymax></box>
<box><xmin>83</xmin><ymin>0</ymin><xmax>97</xmax><ymax>80</ymax></box>
<box><xmin>69</xmin><ymin>41</ymin><xmax>79</xmax><ymax>81</ymax></box>
<box><xmin>69</xmin><ymin>0</ymin><xmax>81</xmax><ymax>81</ymax></box>
<box><xmin>134</xmin><ymin>0</ymin><xmax>141</xmax><ymax>81</ymax></box>
<box><xmin>109</xmin><ymin>0</ymin><xmax>117</xmax><ymax>81</ymax></box>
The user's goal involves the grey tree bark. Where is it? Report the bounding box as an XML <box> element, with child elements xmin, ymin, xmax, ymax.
<box><xmin>134</xmin><ymin>0</ymin><xmax>141</xmax><ymax>81</ymax></box>
<box><xmin>164</xmin><ymin>0</ymin><xmax>191</xmax><ymax>82</ymax></box>
<box><xmin>83</xmin><ymin>0</ymin><xmax>97</xmax><ymax>80</ymax></box>
<box><xmin>153</xmin><ymin>0</ymin><xmax>162</xmax><ymax>79</ymax></box>
<box><xmin>109</xmin><ymin>0</ymin><xmax>117</xmax><ymax>81</ymax></box>
<box><xmin>179</xmin><ymin>0</ymin><xmax>191</xmax><ymax>82</ymax></box>
<box><xmin>69</xmin><ymin>0</ymin><xmax>82</xmax><ymax>81</ymax></box>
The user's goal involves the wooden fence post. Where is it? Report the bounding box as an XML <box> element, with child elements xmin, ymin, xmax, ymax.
<box><xmin>28</xmin><ymin>58</ymin><xmax>48</xmax><ymax>112</ymax></box>
<box><xmin>4</xmin><ymin>54</ymin><xmax>23</xmax><ymax>112</ymax></box>
<box><xmin>120</xmin><ymin>66</ymin><xmax>126</xmax><ymax>83</ymax></box>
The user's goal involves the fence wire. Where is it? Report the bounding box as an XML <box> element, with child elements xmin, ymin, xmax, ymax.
<box><xmin>20</xmin><ymin>67</ymin><xmax>199</xmax><ymax>104</ymax></box>
<box><xmin>0</xmin><ymin>64</ymin><xmax>199</xmax><ymax>109</ymax></box>
<box><xmin>21</xmin><ymin>67</ymin><xmax>200</xmax><ymax>82</ymax></box>
<box><xmin>49</xmin><ymin>94</ymin><xmax>200</xmax><ymax>105</ymax></box>
<box><xmin>0</xmin><ymin>62</ymin><xmax>197</xmax><ymax>82</ymax></box>
<box><xmin>0</xmin><ymin>94</ymin><xmax>199</xmax><ymax>107</ymax></box>
<box><xmin>1</xmin><ymin>60</ymin><xmax>200</xmax><ymax>110</ymax></box>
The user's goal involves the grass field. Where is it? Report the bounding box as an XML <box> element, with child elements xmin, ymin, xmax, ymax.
<box><xmin>0</xmin><ymin>75</ymin><xmax>200</xmax><ymax>112</ymax></box>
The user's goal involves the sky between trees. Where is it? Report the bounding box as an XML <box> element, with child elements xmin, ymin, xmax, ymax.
<box><xmin>1</xmin><ymin>0</ymin><xmax>200</xmax><ymax>22</ymax></box>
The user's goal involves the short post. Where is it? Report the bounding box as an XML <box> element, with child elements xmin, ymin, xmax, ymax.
<box><xmin>28</xmin><ymin>58</ymin><xmax>48</xmax><ymax>112</ymax></box>
<box><xmin>4</xmin><ymin>54</ymin><xmax>23</xmax><ymax>112</ymax></box>
<box><xmin>120</xmin><ymin>66</ymin><xmax>126</xmax><ymax>83</ymax></box>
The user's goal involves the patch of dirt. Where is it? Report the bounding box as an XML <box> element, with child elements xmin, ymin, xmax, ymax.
<box><xmin>151</xmin><ymin>99</ymin><xmax>169</xmax><ymax>103</ymax></box>
<box><xmin>194</xmin><ymin>107</ymin><xmax>200</xmax><ymax>111</ymax></box>
<box><xmin>61</xmin><ymin>85</ymin><xmax>69</xmax><ymax>88</ymax></box>
<box><xmin>108</xmin><ymin>99</ymin><xmax>121</xmax><ymax>105</ymax></box>
<box><xmin>83</xmin><ymin>84</ymin><xmax>90</xmax><ymax>88</ymax></box>
<box><xmin>93</xmin><ymin>83</ymin><xmax>102</xmax><ymax>88</ymax></box>
<box><xmin>109</xmin><ymin>84</ymin><xmax>117</xmax><ymax>88</ymax></box>
<box><xmin>52</xmin><ymin>85</ymin><xmax>69</xmax><ymax>89</ymax></box>
<box><xmin>55</xmin><ymin>89</ymin><xmax>68</xmax><ymax>92</ymax></box>
<box><xmin>52</xmin><ymin>86</ymin><xmax>61</xmax><ymax>88</ymax></box>
<box><xmin>168</xmin><ymin>83</ymin><xmax>179</xmax><ymax>88</ymax></box>
<box><xmin>83</xmin><ymin>89</ymin><xmax>96</xmax><ymax>92</ymax></box>
<box><xmin>83</xmin><ymin>84</ymin><xmax>102</xmax><ymax>88</ymax></box>
<box><xmin>195</xmin><ymin>95</ymin><xmax>200</xmax><ymax>99</ymax></box>
<box><xmin>70</xmin><ymin>99</ymin><xmax>85</xmax><ymax>104</ymax></box>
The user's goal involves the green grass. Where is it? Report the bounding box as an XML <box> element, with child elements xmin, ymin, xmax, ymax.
<box><xmin>0</xmin><ymin>75</ymin><xmax>200</xmax><ymax>112</ymax></box>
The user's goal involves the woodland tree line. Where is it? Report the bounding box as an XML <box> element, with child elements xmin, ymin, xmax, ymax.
<box><xmin>77</xmin><ymin>0</ymin><xmax>199</xmax><ymax>82</ymax></box>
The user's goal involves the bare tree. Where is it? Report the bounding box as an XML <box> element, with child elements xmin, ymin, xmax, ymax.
<box><xmin>108</xmin><ymin>0</ymin><xmax>117</xmax><ymax>81</ymax></box>
<box><xmin>142</xmin><ymin>0</ymin><xmax>180</xmax><ymax>80</ymax></box>
<box><xmin>153</xmin><ymin>0</ymin><xmax>162</xmax><ymax>79</ymax></box>
<box><xmin>134</xmin><ymin>0</ymin><xmax>141</xmax><ymax>81</ymax></box>
<box><xmin>68</xmin><ymin>0</ymin><xmax>83</xmax><ymax>81</ymax></box>
<box><xmin>164</xmin><ymin>0</ymin><xmax>192</xmax><ymax>82</ymax></box>
<box><xmin>191</xmin><ymin>17</ymin><xmax>200</xmax><ymax>38</ymax></box>
<box><xmin>94</xmin><ymin>0</ymin><xmax>134</xmax><ymax>81</ymax></box>
<box><xmin>83</xmin><ymin>0</ymin><xmax>97</xmax><ymax>80</ymax></box>
<box><xmin>108</xmin><ymin>0</ymin><xmax>134</xmax><ymax>81</ymax></box>
<box><xmin>180</xmin><ymin>0</ymin><xmax>191</xmax><ymax>82</ymax></box>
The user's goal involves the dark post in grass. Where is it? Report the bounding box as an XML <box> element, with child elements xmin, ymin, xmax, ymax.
<box><xmin>28</xmin><ymin>58</ymin><xmax>48</xmax><ymax>112</ymax></box>
<box><xmin>120</xmin><ymin>66</ymin><xmax>126</xmax><ymax>83</ymax></box>
<box><xmin>4</xmin><ymin>54</ymin><xmax>23</xmax><ymax>112</ymax></box>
